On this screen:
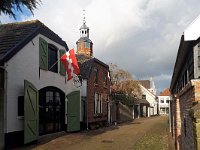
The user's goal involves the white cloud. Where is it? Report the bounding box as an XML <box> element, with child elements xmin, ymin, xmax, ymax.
<box><xmin>1</xmin><ymin>0</ymin><xmax>200</xmax><ymax>93</ymax></box>
<box><xmin>0</xmin><ymin>14</ymin><xmax>15</xmax><ymax>23</ymax></box>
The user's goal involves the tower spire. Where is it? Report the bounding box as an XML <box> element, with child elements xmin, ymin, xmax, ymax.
<box><xmin>76</xmin><ymin>10</ymin><xmax>93</xmax><ymax>56</ymax></box>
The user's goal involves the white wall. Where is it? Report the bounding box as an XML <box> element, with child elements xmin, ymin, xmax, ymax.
<box><xmin>5</xmin><ymin>34</ymin><xmax>79</xmax><ymax>133</ymax></box>
<box><xmin>184</xmin><ymin>15</ymin><xmax>200</xmax><ymax>41</ymax></box>
<box><xmin>158</xmin><ymin>95</ymin><xmax>171</xmax><ymax>114</ymax></box>
<box><xmin>140</xmin><ymin>85</ymin><xmax>158</xmax><ymax>115</ymax></box>
<box><xmin>158</xmin><ymin>96</ymin><xmax>171</xmax><ymax>108</ymax></box>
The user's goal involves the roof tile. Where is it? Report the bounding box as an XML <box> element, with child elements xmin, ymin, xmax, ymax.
<box><xmin>0</xmin><ymin>20</ymin><xmax>68</xmax><ymax>62</ymax></box>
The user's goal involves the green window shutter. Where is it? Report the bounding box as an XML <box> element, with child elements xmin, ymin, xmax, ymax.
<box><xmin>39</xmin><ymin>37</ymin><xmax>48</xmax><ymax>70</ymax></box>
<box><xmin>59</xmin><ymin>49</ymin><xmax>66</xmax><ymax>76</ymax></box>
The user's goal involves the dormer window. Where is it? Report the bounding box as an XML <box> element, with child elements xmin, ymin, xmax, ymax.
<box><xmin>39</xmin><ymin>37</ymin><xmax>65</xmax><ymax>75</ymax></box>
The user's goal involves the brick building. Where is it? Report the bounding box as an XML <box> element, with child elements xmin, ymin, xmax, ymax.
<box><xmin>76</xmin><ymin>19</ymin><xmax>111</xmax><ymax>129</ymax></box>
<box><xmin>170</xmin><ymin>15</ymin><xmax>200</xmax><ymax>150</ymax></box>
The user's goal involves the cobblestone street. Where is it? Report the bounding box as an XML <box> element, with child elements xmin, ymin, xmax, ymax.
<box><xmin>16</xmin><ymin>116</ymin><xmax>172</xmax><ymax>150</ymax></box>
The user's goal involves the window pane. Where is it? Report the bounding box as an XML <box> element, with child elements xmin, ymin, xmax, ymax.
<box><xmin>142</xmin><ymin>95</ymin><xmax>146</xmax><ymax>99</ymax></box>
<box><xmin>48</xmin><ymin>45</ymin><xmax>58</xmax><ymax>73</ymax></box>
<box><xmin>94</xmin><ymin>68</ymin><xmax>98</xmax><ymax>84</ymax></box>
<box><xmin>95</xmin><ymin>93</ymin><xmax>98</xmax><ymax>114</ymax></box>
<box><xmin>18</xmin><ymin>96</ymin><xmax>24</xmax><ymax>116</ymax></box>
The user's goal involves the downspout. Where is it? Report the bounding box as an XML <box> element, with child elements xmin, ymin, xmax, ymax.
<box><xmin>169</xmin><ymin>99</ymin><xmax>172</xmax><ymax>132</ymax></box>
<box><xmin>86</xmin><ymin>66</ymin><xmax>93</xmax><ymax>130</ymax></box>
<box><xmin>86</xmin><ymin>80</ymin><xmax>89</xmax><ymax>130</ymax></box>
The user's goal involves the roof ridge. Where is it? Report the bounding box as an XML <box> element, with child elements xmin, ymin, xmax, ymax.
<box><xmin>0</xmin><ymin>19</ymin><xmax>40</xmax><ymax>26</ymax></box>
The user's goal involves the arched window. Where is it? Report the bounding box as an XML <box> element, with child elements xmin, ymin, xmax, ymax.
<box><xmin>82</xmin><ymin>30</ymin><xmax>84</xmax><ymax>34</ymax></box>
<box><xmin>39</xmin><ymin>87</ymin><xmax>65</xmax><ymax>135</ymax></box>
<box><xmin>48</xmin><ymin>44</ymin><xmax>58</xmax><ymax>73</ymax></box>
<box><xmin>85</xmin><ymin>30</ymin><xmax>87</xmax><ymax>34</ymax></box>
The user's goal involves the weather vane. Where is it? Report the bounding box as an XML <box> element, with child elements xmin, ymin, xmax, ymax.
<box><xmin>83</xmin><ymin>9</ymin><xmax>86</xmax><ymax>24</ymax></box>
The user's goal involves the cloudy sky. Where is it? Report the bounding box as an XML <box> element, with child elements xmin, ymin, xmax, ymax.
<box><xmin>1</xmin><ymin>0</ymin><xmax>200</xmax><ymax>94</ymax></box>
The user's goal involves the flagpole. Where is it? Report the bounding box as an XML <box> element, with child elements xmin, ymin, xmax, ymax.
<box><xmin>48</xmin><ymin>52</ymin><xmax>66</xmax><ymax>70</ymax></box>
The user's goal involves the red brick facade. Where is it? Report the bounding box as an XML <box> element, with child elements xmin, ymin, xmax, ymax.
<box><xmin>86</xmin><ymin>61</ymin><xmax>110</xmax><ymax>125</ymax></box>
<box><xmin>76</xmin><ymin>21</ymin><xmax>110</xmax><ymax>128</ymax></box>
<box><xmin>77</xmin><ymin>42</ymin><xmax>93</xmax><ymax>56</ymax></box>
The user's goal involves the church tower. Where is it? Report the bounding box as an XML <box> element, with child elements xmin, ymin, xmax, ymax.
<box><xmin>76</xmin><ymin>10</ymin><xmax>93</xmax><ymax>56</ymax></box>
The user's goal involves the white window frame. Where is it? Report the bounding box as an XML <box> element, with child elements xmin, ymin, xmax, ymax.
<box><xmin>95</xmin><ymin>93</ymin><xmax>102</xmax><ymax>114</ymax></box>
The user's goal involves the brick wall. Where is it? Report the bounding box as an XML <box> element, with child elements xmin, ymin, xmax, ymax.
<box><xmin>179</xmin><ymin>84</ymin><xmax>196</xmax><ymax>150</ymax></box>
<box><xmin>77</xmin><ymin>42</ymin><xmax>93</xmax><ymax>56</ymax></box>
<box><xmin>86</xmin><ymin>61</ymin><xmax>110</xmax><ymax>126</ymax></box>
<box><xmin>170</xmin><ymin>79</ymin><xmax>200</xmax><ymax>150</ymax></box>
<box><xmin>172</xmin><ymin>96</ymin><xmax>181</xmax><ymax>150</ymax></box>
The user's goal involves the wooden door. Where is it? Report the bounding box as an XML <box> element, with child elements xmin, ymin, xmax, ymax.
<box><xmin>24</xmin><ymin>80</ymin><xmax>38</xmax><ymax>144</ymax></box>
<box><xmin>67</xmin><ymin>91</ymin><xmax>80</xmax><ymax>132</ymax></box>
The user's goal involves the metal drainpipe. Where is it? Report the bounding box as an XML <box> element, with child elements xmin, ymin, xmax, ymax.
<box><xmin>169</xmin><ymin>100</ymin><xmax>172</xmax><ymax>132</ymax></box>
<box><xmin>86</xmin><ymin>80</ymin><xmax>89</xmax><ymax>130</ymax></box>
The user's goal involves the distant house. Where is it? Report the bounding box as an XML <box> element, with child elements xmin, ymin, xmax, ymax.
<box><xmin>138</xmin><ymin>79</ymin><xmax>158</xmax><ymax>116</ymax></box>
<box><xmin>158</xmin><ymin>88</ymin><xmax>171</xmax><ymax>115</ymax></box>
<box><xmin>139</xmin><ymin>78</ymin><xmax>157</xmax><ymax>95</ymax></box>
<box><xmin>76</xmin><ymin>20</ymin><xmax>111</xmax><ymax>129</ymax></box>
<box><xmin>0</xmin><ymin>20</ymin><xmax>81</xmax><ymax>149</ymax></box>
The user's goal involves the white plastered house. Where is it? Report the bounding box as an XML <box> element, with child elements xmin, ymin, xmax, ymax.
<box><xmin>0</xmin><ymin>20</ymin><xmax>81</xmax><ymax>149</ymax></box>
<box><xmin>138</xmin><ymin>79</ymin><xmax>158</xmax><ymax>117</ymax></box>
<box><xmin>139</xmin><ymin>84</ymin><xmax>158</xmax><ymax>116</ymax></box>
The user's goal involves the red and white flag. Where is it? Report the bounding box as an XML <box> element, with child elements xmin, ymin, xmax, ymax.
<box><xmin>60</xmin><ymin>49</ymin><xmax>80</xmax><ymax>81</ymax></box>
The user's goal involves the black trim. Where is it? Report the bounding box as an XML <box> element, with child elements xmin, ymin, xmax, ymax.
<box><xmin>5</xmin><ymin>131</ymin><xmax>24</xmax><ymax>149</ymax></box>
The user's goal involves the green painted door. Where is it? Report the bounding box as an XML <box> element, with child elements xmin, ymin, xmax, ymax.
<box><xmin>24</xmin><ymin>80</ymin><xmax>38</xmax><ymax>144</ymax></box>
<box><xmin>67</xmin><ymin>91</ymin><xmax>80</xmax><ymax>132</ymax></box>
